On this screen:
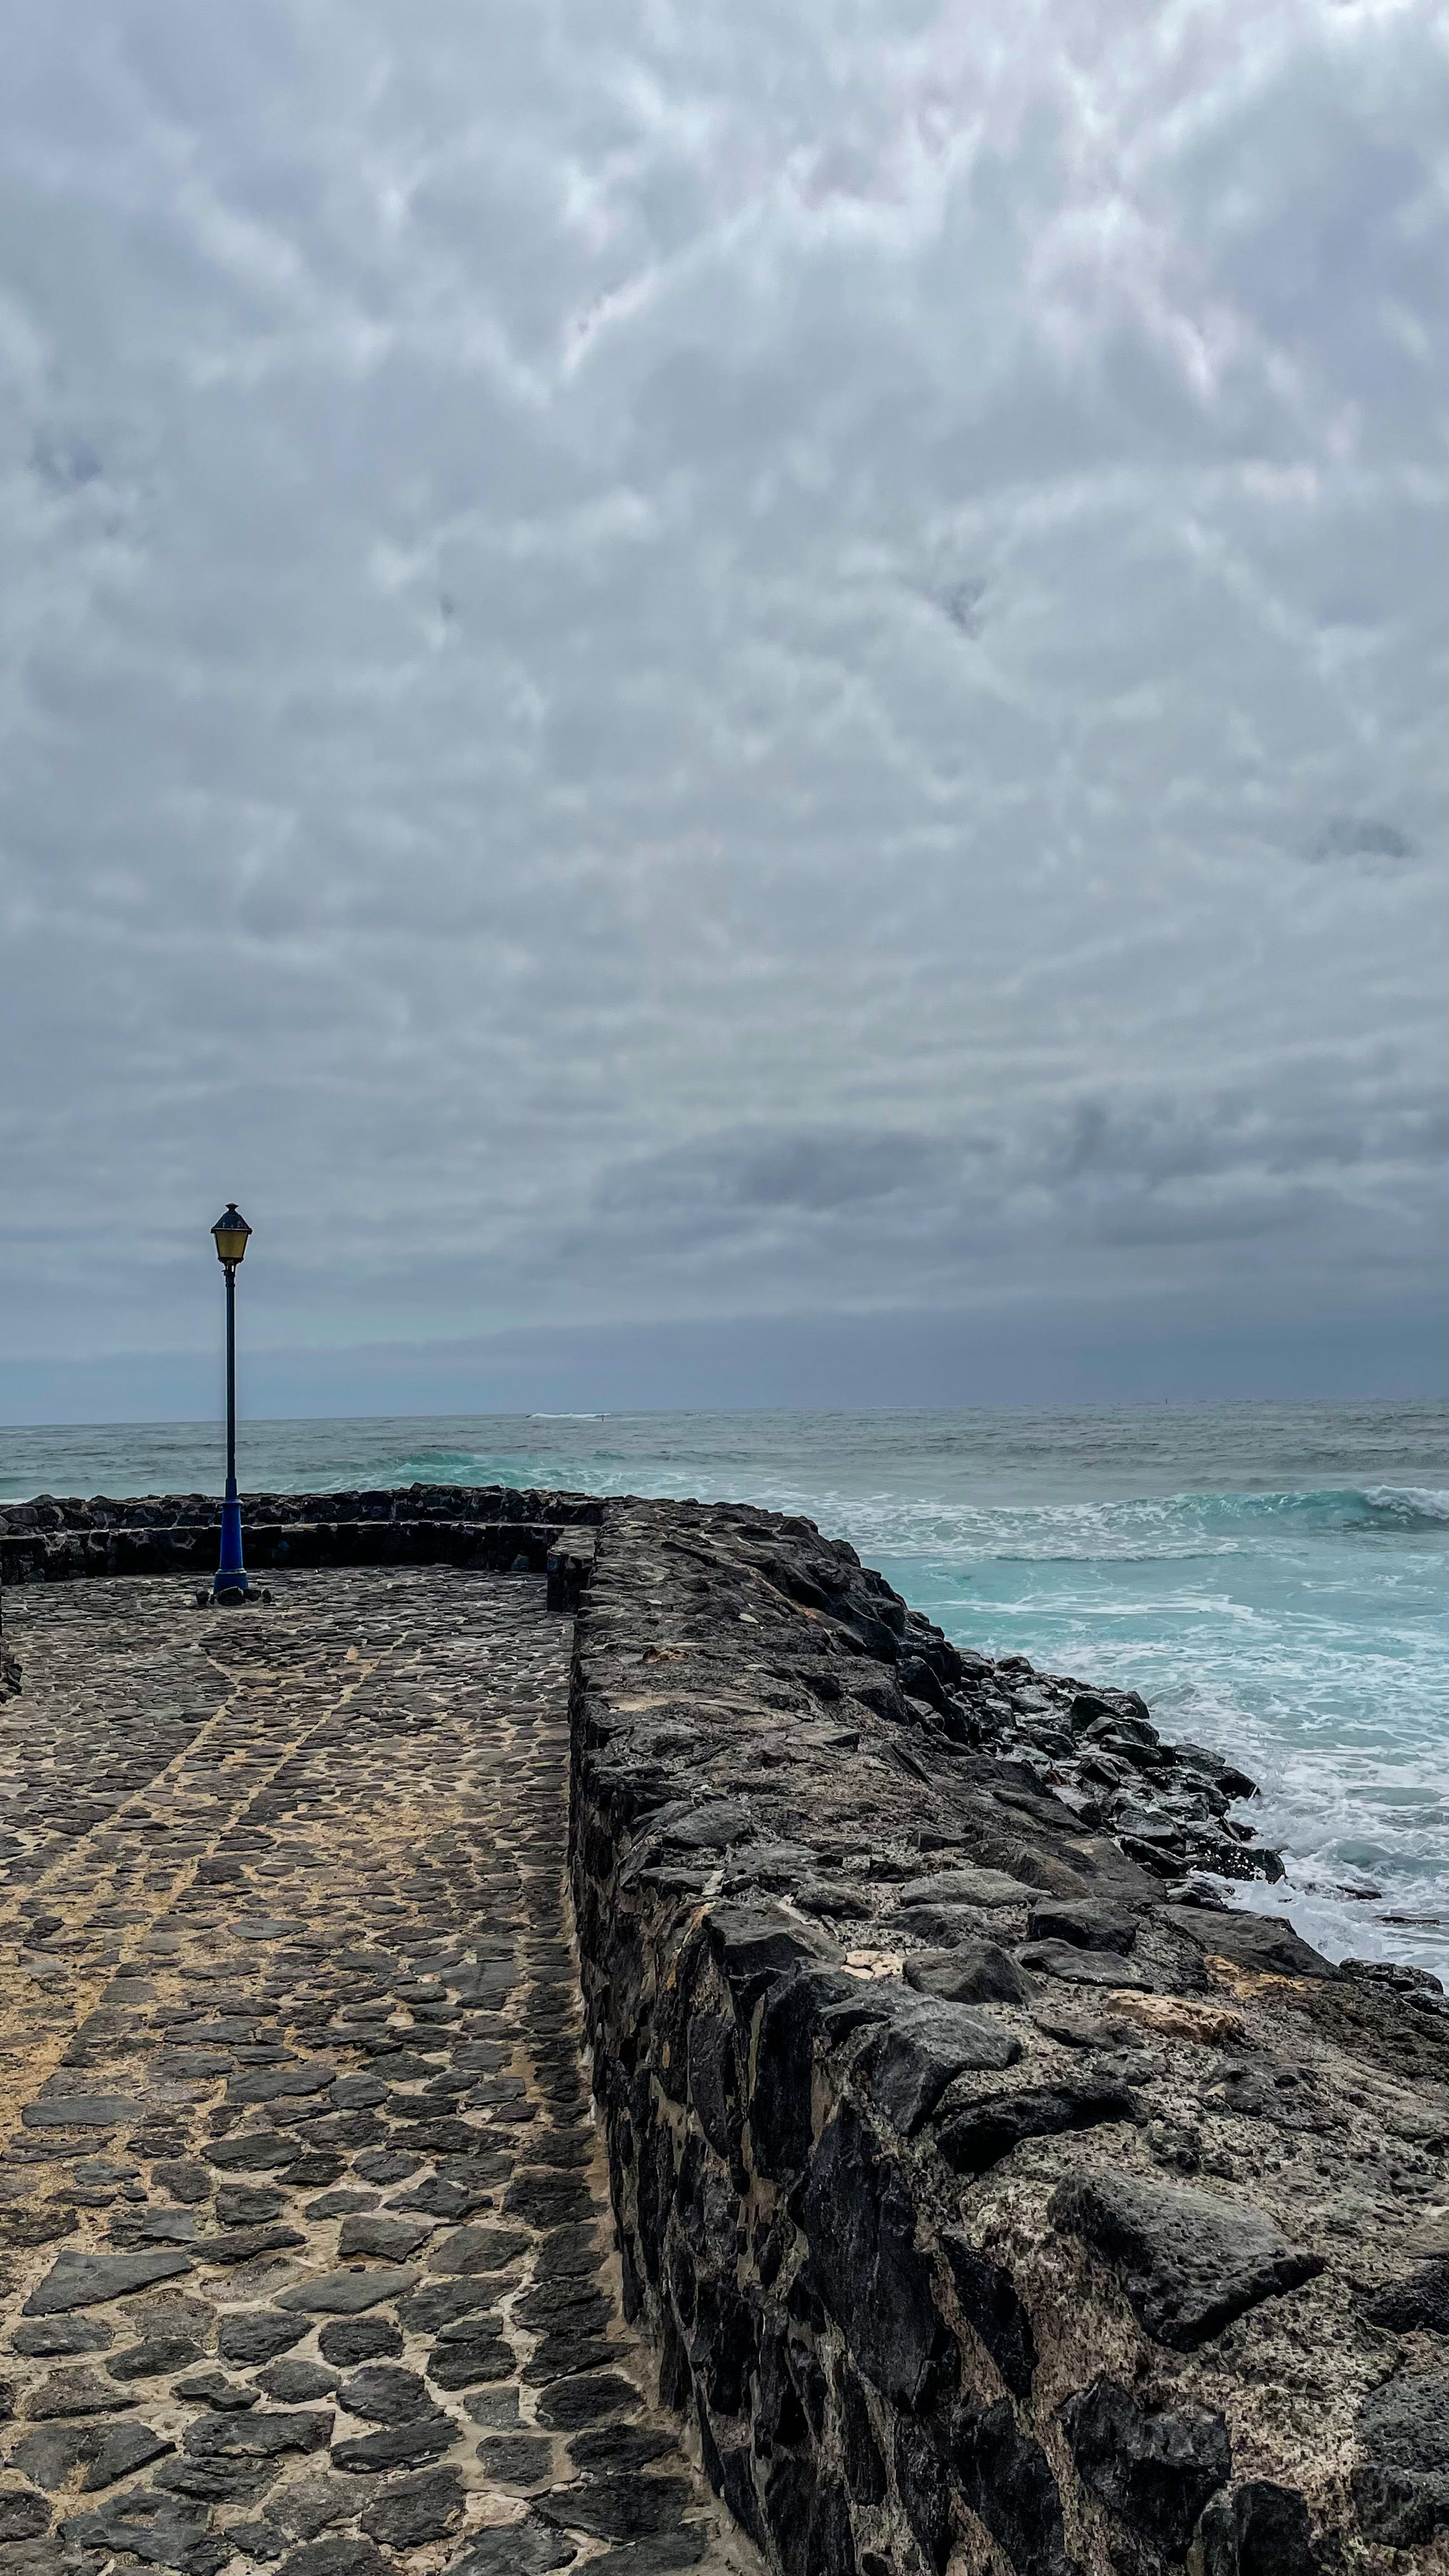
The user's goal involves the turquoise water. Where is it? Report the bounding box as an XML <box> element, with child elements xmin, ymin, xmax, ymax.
<box><xmin>2</xmin><ymin>1401</ymin><xmax>1445</xmax><ymax>1982</ymax></box>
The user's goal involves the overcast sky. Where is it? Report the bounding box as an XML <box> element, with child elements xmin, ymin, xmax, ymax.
<box><xmin>1</xmin><ymin>0</ymin><xmax>1444</xmax><ymax>1420</ymax></box>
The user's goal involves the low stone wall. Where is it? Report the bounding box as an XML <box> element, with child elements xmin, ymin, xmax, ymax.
<box><xmin>570</xmin><ymin>1499</ymin><xmax>1449</xmax><ymax>2576</ymax></box>
<box><xmin>0</xmin><ymin>1482</ymin><xmax>603</xmax><ymax>1589</ymax></box>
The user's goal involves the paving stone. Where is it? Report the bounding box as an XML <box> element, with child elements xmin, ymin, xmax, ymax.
<box><xmin>21</xmin><ymin>2249</ymin><xmax>194</xmax><ymax>2314</ymax></box>
<box><xmin>445</xmin><ymin>2518</ymin><xmax>579</xmax><ymax>2575</ymax></box>
<box><xmin>360</xmin><ymin>2465</ymin><xmax>467</xmax><ymax>2546</ymax></box>
<box><xmin>332</xmin><ymin>2411</ymin><xmax>460</xmax><ymax>2472</ymax></box>
<box><xmin>275</xmin><ymin>2265</ymin><xmax>420</xmax><ymax>2314</ymax></box>
<box><xmin>318</xmin><ymin>2316</ymin><xmax>403</xmax><ymax>2367</ymax></box>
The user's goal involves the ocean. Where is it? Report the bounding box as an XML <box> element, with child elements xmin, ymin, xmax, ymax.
<box><xmin>3</xmin><ymin>1399</ymin><xmax>1445</xmax><ymax>1985</ymax></box>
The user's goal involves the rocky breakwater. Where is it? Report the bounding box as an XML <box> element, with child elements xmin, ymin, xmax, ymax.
<box><xmin>570</xmin><ymin>1500</ymin><xmax>1449</xmax><ymax>2576</ymax></box>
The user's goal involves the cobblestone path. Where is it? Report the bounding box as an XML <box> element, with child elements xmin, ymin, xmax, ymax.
<box><xmin>0</xmin><ymin>1571</ymin><xmax>751</xmax><ymax>2576</ymax></box>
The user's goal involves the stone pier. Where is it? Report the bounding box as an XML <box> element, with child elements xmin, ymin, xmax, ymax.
<box><xmin>0</xmin><ymin>1566</ymin><xmax>753</xmax><ymax>2576</ymax></box>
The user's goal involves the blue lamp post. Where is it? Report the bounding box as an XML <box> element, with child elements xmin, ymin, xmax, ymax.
<box><xmin>211</xmin><ymin>1203</ymin><xmax>252</xmax><ymax>1600</ymax></box>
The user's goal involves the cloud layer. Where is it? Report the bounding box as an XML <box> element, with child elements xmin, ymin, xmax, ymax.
<box><xmin>0</xmin><ymin>0</ymin><xmax>1443</xmax><ymax>1395</ymax></box>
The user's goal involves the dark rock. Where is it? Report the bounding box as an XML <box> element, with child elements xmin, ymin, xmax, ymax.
<box><xmin>360</xmin><ymin>2464</ymin><xmax>466</xmax><ymax>2546</ymax></box>
<box><xmin>474</xmin><ymin>2433</ymin><xmax>552</xmax><ymax>2485</ymax></box>
<box><xmin>318</xmin><ymin>2316</ymin><xmax>404</xmax><ymax>2365</ymax></box>
<box><xmin>1352</xmin><ymin>2372</ymin><xmax>1449</xmax><ymax>2548</ymax></box>
<box><xmin>205</xmin><ymin>2132</ymin><xmax>300</xmax><ymax>2171</ymax></box>
<box><xmin>444</xmin><ymin>2514</ymin><xmax>579</xmax><ymax>2572</ymax></box>
<box><xmin>182</xmin><ymin>2409</ymin><xmax>332</xmax><ymax>2460</ymax></box>
<box><xmin>1162</xmin><ymin>1909</ymin><xmax>1339</xmax><ymax>1981</ymax></box>
<box><xmin>266</xmin><ymin>2473</ymin><xmax>358</xmax><ymax>2538</ymax></box>
<box><xmin>1364</xmin><ymin>2256</ymin><xmax>1449</xmax><ymax>2335</ymax></box>
<box><xmin>686</xmin><ymin>2016</ymin><xmax>741</xmax><ymax>2161</ymax></box>
<box><xmin>894</xmin><ymin>2417</ymin><xmax>951</xmax><ymax>2573</ymax></box>
<box><xmin>1061</xmin><ymin>2374</ymin><xmax>1231</xmax><ymax>2551</ymax></box>
<box><xmin>860</xmin><ymin>1993</ymin><xmax>1021</xmax><ymax>2134</ymax></box>
<box><xmin>752</xmin><ymin>1970</ymin><xmax>860</xmax><ymax>2181</ymax></box>
<box><xmin>937</xmin><ymin>2079</ymin><xmax>1138</xmax><ymax>2176</ymax></box>
<box><xmin>570</xmin><ymin>2426</ymin><xmax>674</xmax><ymax>2473</ymax></box>
<box><xmin>942</xmin><ymin>2237</ymin><xmax>1037</xmax><ymax>2399</ymax></box>
<box><xmin>21</xmin><ymin>2365</ymin><xmax>134</xmax><ymax>2418</ymax></box>
<box><xmin>1199</xmin><ymin>2478</ymin><xmax>1319</xmax><ymax>2572</ymax></box>
<box><xmin>60</xmin><ymin>2495</ymin><xmax>217</xmax><ymax>2570</ymax></box>
<box><xmin>1026</xmin><ymin>1899</ymin><xmax>1138</xmax><ymax>1953</ymax></box>
<box><xmin>276</xmin><ymin>2265</ymin><xmax>418</xmax><ymax>2314</ymax></box>
<box><xmin>337</xmin><ymin>2363</ymin><xmax>432</xmax><ymax>2423</ymax></box>
<box><xmin>21</xmin><ymin>2094</ymin><xmax>144</xmax><ymax>2130</ymax></box>
<box><xmin>1051</xmin><ymin>2170</ymin><xmax>1324</xmax><ymax>2350</ymax></box>
<box><xmin>172</xmin><ymin>2370</ymin><xmax>260</xmax><ymax>2410</ymax></box>
<box><xmin>538</xmin><ymin>2475</ymin><xmax>691</xmax><ymax>2540</ymax></box>
<box><xmin>337</xmin><ymin>2213</ymin><xmax>434</xmax><ymax>2260</ymax></box>
<box><xmin>838</xmin><ymin>2367</ymin><xmax>887</xmax><ymax>2503</ymax></box>
<box><xmin>22</xmin><ymin>2248</ymin><xmax>192</xmax><ymax>2314</ymax></box>
<box><xmin>275</xmin><ymin>2544</ymin><xmax>395</xmax><ymax>2576</ymax></box>
<box><xmin>11</xmin><ymin>2319</ymin><xmax>112</xmax><ymax>2357</ymax></box>
<box><xmin>800</xmin><ymin>2104</ymin><xmax>951</xmax><ymax>2410</ymax></box>
<box><xmin>217</xmin><ymin>2312</ymin><xmax>310</xmax><ymax>2367</ymax></box>
<box><xmin>332</xmin><ymin>2411</ymin><xmax>458</xmax><ymax>2471</ymax></box>
<box><xmin>536</xmin><ymin>2374</ymin><xmax>640</xmax><ymax>2430</ymax></box>
<box><xmin>904</xmin><ymin>1943</ymin><xmax>1034</xmax><ymax>2007</ymax></box>
<box><xmin>705</xmin><ymin>1906</ymin><xmax>832</xmax><ymax>2014</ymax></box>
<box><xmin>0</xmin><ymin>2497</ymin><xmax>48</xmax><ymax>2543</ymax></box>
<box><xmin>949</xmin><ymin>2398</ymin><xmax>1068</xmax><ymax>2576</ymax></box>
<box><xmin>1017</xmin><ymin>1940</ymin><xmax>1153</xmax><ymax>1990</ymax></box>
<box><xmin>254</xmin><ymin>2360</ymin><xmax>340</xmax><ymax>2402</ymax></box>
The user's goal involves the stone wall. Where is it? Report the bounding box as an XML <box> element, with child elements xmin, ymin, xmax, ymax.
<box><xmin>569</xmin><ymin>1499</ymin><xmax>1449</xmax><ymax>2576</ymax></box>
<box><xmin>0</xmin><ymin>1484</ymin><xmax>603</xmax><ymax>1590</ymax></box>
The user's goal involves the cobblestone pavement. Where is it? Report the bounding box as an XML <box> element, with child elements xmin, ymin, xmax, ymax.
<box><xmin>0</xmin><ymin>1571</ymin><xmax>754</xmax><ymax>2576</ymax></box>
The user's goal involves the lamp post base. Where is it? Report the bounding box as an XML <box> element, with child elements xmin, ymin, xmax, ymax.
<box><xmin>214</xmin><ymin>1496</ymin><xmax>248</xmax><ymax>1601</ymax></box>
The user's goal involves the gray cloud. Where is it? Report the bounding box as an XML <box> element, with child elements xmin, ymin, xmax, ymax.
<box><xmin>0</xmin><ymin>0</ymin><xmax>1443</xmax><ymax>1398</ymax></box>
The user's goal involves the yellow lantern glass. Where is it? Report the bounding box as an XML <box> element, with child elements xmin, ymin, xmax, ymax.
<box><xmin>212</xmin><ymin>1204</ymin><xmax>252</xmax><ymax>1264</ymax></box>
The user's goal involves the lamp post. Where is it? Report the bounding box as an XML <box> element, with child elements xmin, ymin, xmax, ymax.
<box><xmin>211</xmin><ymin>1204</ymin><xmax>252</xmax><ymax>1601</ymax></box>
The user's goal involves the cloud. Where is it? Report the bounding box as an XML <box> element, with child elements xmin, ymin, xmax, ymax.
<box><xmin>0</xmin><ymin>0</ymin><xmax>1443</xmax><ymax>1396</ymax></box>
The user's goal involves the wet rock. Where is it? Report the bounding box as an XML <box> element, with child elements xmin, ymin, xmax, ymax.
<box><xmin>937</xmin><ymin>2078</ymin><xmax>1138</xmax><ymax>2176</ymax></box>
<box><xmin>1352</xmin><ymin>2372</ymin><xmax>1449</xmax><ymax>2548</ymax></box>
<box><xmin>1061</xmin><ymin>2374</ymin><xmax>1230</xmax><ymax>2551</ymax></box>
<box><xmin>1051</xmin><ymin>2170</ymin><xmax>1324</xmax><ymax>2350</ymax></box>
